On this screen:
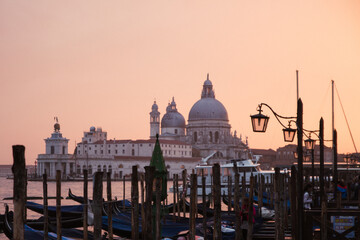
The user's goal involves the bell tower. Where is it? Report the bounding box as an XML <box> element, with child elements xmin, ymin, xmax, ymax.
<box><xmin>150</xmin><ymin>101</ymin><xmax>160</xmax><ymax>138</ymax></box>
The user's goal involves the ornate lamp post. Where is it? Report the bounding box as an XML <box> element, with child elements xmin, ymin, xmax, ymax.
<box><xmin>251</xmin><ymin>99</ymin><xmax>304</xmax><ymax>239</ymax></box>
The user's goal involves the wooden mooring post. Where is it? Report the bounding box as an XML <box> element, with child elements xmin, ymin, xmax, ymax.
<box><xmin>182</xmin><ymin>169</ymin><xmax>187</xmax><ymax>218</ymax></box>
<box><xmin>274</xmin><ymin>168</ymin><xmax>284</xmax><ymax>240</ymax></box>
<box><xmin>173</xmin><ymin>174</ymin><xmax>177</xmax><ymax>221</ymax></box>
<box><xmin>56</xmin><ymin>170</ymin><xmax>62</xmax><ymax>240</ymax></box>
<box><xmin>259</xmin><ymin>175</ymin><xmax>264</xmax><ymax>218</ymax></box>
<box><xmin>131</xmin><ymin>166</ymin><xmax>139</xmax><ymax>240</ymax></box>
<box><xmin>233</xmin><ymin>162</ymin><xmax>241</xmax><ymax>240</ymax></box>
<box><xmin>247</xmin><ymin>175</ymin><xmax>254</xmax><ymax>240</ymax></box>
<box><xmin>176</xmin><ymin>174</ymin><xmax>181</xmax><ymax>220</ymax></box>
<box><xmin>189</xmin><ymin>173</ymin><xmax>197</xmax><ymax>240</ymax></box>
<box><xmin>140</xmin><ymin>173</ymin><xmax>146</xmax><ymax>237</ymax></box>
<box><xmin>228</xmin><ymin>175</ymin><xmax>232</xmax><ymax>214</ymax></box>
<box><xmin>12</xmin><ymin>145</ymin><xmax>26</xmax><ymax>240</ymax></box>
<box><xmin>144</xmin><ymin>166</ymin><xmax>155</xmax><ymax>240</ymax></box>
<box><xmin>43</xmin><ymin>171</ymin><xmax>49</xmax><ymax>240</ymax></box>
<box><xmin>123</xmin><ymin>175</ymin><xmax>126</xmax><ymax>211</ymax></box>
<box><xmin>155</xmin><ymin>178</ymin><xmax>161</xmax><ymax>240</ymax></box>
<box><xmin>83</xmin><ymin>169</ymin><xmax>88</xmax><ymax>240</ymax></box>
<box><xmin>107</xmin><ymin>172</ymin><xmax>113</xmax><ymax>240</ymax></box>
<box><xmin>93</xmin><ymin>171</ymin><xmax>103</xmax><ymax>240</ymax></box>
<box><xmin>202</xmin><ymin>172</ymin><xmax>207</xmax><ymax>240</ymax></box>
<box><xmin>321</xmin><ymin>200</ymin><xmax>327</xmax><ymax>240</ymax></box>
<box><xmin>213</xmin><ymin>163</ymin><xmax>222</xmax><ymax>240</ymax></box>
<box><xmin>290</xmin><ymin>165</ymin><xmax>297</xmax><ymax>240</ymax></box>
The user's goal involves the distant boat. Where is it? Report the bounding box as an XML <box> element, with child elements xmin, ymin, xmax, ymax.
<box><xmin>186</xmin><ymin>154</ymin><xmax>285</xmax><ymax>196</ymax></box>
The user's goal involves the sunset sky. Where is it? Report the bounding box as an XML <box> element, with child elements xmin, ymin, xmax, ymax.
<box><xmin>1</xmin><ymin>0</ymin><xmax>359</xmax><ymax>165</ymax></box>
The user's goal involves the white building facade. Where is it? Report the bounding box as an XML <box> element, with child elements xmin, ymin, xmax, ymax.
<box><xmin>37</xmin><ymin>122</ymin><xmax>75</xmax><ymax>179</ymax></box>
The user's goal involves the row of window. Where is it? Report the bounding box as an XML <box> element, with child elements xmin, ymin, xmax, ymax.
<box><xmin>163</xmin><ymin>150</ymin><xmax>189</xmax><ymax>156</ymax></box>
<box><xmin>79</xmin><ymin>143</ymin><xmax>189</xmax><ymax>150</ymax></box>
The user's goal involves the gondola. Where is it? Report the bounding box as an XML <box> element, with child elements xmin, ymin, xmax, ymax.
<box><xmin>102</xmin><ymin>212</ymin><xmax>190</xmax><ymax>239</ymax></box>
<box><xmin>68</xmin><ymin>188</ymin><xmax>131</xmax><ymax>208</ymax></box>
<box><xmin>26</xmin><ymin>201</ymin><xmax>83</xmax><ymax>218</ymax></box>
<box><xmin>182</xmin><ymin>198</ymin><xmax>214</xmax><ymax>218</ymax></box>
<box><xmin>4</xmin><ymin>204</ymin><xmax>95</xmax><ymax>240</ymax></box>
<box><xmin>3</xmin><ymin>205</ymin><xmax>71</xmax><ymax>240</ymax></box>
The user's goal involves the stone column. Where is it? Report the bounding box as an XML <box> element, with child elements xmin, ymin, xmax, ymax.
<box><xmin>51</xmin><ymin>162</ymin><xmax>56</xmax><ymax>178</ymax></box>
<box><xmin>66</xmin><ymin>162</ymin><xmax>70</xmax><ymax>175</ymax></box>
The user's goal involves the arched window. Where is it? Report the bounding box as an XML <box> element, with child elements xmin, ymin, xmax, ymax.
<box><xmin>174</xmin><ymin>129</ymin><xmax>178</xmax><ymax>134</ymax></box>
<box><xmin>209</xmin><ymin>132</ymin><xmax>213</xmax><ymax>143</ymax></box>
<box><xmin>194</xmin><ymin>132</ymin><xmax>198</xmax><ymax>143</ymax></box>
<box><xmin>132</xmin><ymin>149</ymin><xmax>135</xmax><ymax>156</ymax></box>
<box><xmin>103</xmin><ymin>165</ymin><xmax>107</xmax><ymax>172</ymax></box>
<box><xmin>77</xmin><ymin>165</ymin><xmax>81</xmax><ymax>174</ymax></box>
<box><xmin>108</xmin><ymin>165</ymin><xmax>112</xmax><ymax>173</ymax></box>
<box><xmin>215</xmin><ymin>131</ymin><xmax>219</xmax><ymax>143</ymax></box>
<box><xmin>88</xmin><ymin>165</ymin><xmax>92</xmax><ymax>175</ymax></box>
<box><xmin>97</xmin><ymin>165</ymin><xmax>101</xmax><ymax>172</ymax></box>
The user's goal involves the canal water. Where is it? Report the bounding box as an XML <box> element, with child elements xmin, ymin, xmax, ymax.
<box><xmin>0</xmin><ymin>177</ymin><xmax>191</xmax><ymax>239</ymax></box>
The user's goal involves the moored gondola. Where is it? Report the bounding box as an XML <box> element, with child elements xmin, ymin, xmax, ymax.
<box><xmin>26</xmin><ymin>201</ymin><xmax>83</xmax><ymax>218</ymax></box>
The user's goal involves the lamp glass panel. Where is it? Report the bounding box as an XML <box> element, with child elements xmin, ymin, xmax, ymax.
<box><xmin>283</xmin><ymin>128</ymin><xmax>296</xmax><ymax>142</ymax></box>
<box><xmin>251</xmin><ymin>114</ymin><xmax>269</xmax><ymax>132</ymax></box>
<box><xmin>305</xmin><ymin>139</ymin><xmax>315</xmax><ymax>150</ymax></box>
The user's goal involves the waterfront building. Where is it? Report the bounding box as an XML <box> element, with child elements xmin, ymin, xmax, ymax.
<box><xmin>36</xmin><ymin>121</ymin><xmax>75</xmax><ymax>178</ymax></box>
<box><xmin>74</xmin><ymin>126</ymin><xmax>197</xmax><ymax>179</ymax></box>
<box><xmin>36</xmin><ymin>75</ymin><xmax>250</xmax><ymax>179</ymax></box>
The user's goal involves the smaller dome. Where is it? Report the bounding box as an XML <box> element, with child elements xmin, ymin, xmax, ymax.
<box><xmin>90</xmin><ymin>126</ymin><xmax>96</xmax><ymax>132</ymax></box>
<box><xmin>161</xmin><ymin>97</ymin><xmax>186</xmax><ymax>128</ymax></box>
<box><xmin>161</xmin><ymin>112</ymin><xmax>186</xmax><ymax>128</ymax></box>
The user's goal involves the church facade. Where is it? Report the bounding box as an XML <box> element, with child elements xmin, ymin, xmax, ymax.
<box><xmin>150</xmin><ymin>74</ymin><xmax>249</xmax><ymax>163</ymax></box>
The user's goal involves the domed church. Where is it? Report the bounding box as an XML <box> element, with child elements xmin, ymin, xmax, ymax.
<box><xmin>151</xmin><ymin>74</ymin><xmax>249</xmax><ymax>162</ymax></box>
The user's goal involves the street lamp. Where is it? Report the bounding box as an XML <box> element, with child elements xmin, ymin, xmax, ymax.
<box><xmin>251</xmin><ymin>100</ymin><xmax>304</xmax><ymax>240</ymax></box>
<box><xmin>304</xmin><ymin>134</ymin><xmax>317</xmax><ymax>187</ymax></box>
<box><xmin>250</xmin><ymin>108</ymin><xmax>269</xmax><ymax>132</ymax></box>
<box><xmin>283</xmin><ymin>122</ymin><xmax>297</xmax><ymax>142</ymax></box>
<box><xmin>250</xmin><ymin>104</ymin><xmax>297</xmax><ymax>142</ymax></box>
<box><xmin>304</xmin><ymin>138</ymin><xmax>316</xmax><ymax>151</ymax></box>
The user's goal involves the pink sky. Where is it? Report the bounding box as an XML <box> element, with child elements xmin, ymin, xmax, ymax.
<box><xmin>1</xmin><ymin>0</ymin><xmax>360</xmax><ymax>165</ymax></box>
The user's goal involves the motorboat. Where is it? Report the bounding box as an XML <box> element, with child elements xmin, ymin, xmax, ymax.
<box><xmin>186</xmin><ymin>153</ymin><xmax>278</xmax><ymax>196</ymax></box>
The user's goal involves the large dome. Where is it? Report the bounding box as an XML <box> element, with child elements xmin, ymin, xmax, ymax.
<box><xmin>188</xmin><ymin>74</ymin><xmax>228</xmax><ymax>121</ymax></box>
<box><xmin>188</xmin><ymin>98</ymin><xmax>228</xmax><ymax>121</ymax></box>
<box><xmin>161</xmin><ymin>97</ymin><xmax>186</xmax><ymax>128</ymax></box>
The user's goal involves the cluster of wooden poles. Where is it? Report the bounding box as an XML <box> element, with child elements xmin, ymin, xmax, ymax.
<box><xmin>12</xmin><ymin>145</ymin><xmax>360</xmax><ymax>240</ymax></box>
